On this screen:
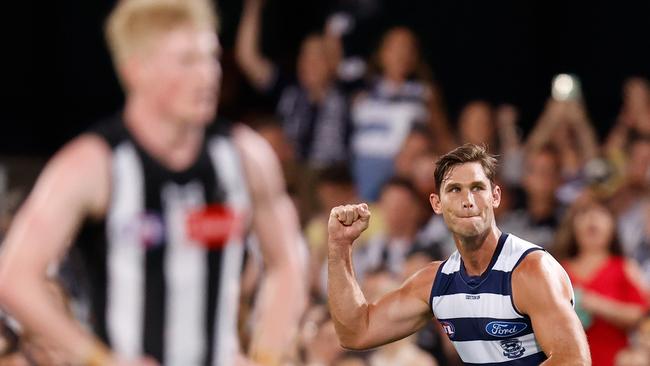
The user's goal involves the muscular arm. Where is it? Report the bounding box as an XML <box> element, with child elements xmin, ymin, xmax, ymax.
<box><xmin>327</xmin><ymin>204</ymin><xmax>437</xmax><ymax>350</ymax></box>
<box><xmin>235</xmin><ymin>0</ymin><xmax>275</xmax><ymax>91</ymax></box>
<box><xmin>234</xmin><ymin>125</ymin><xmax>306</xmax><ymax>365</ymax></box>
<box><xmin>513</xmin><ymin>251</ymin><xmax>590</xmax><ymax>365</ymax></box>
<box><xmin>0</xmin><ymin>135</ymin><xmax>114</xmax><ymax>364</ymax></box>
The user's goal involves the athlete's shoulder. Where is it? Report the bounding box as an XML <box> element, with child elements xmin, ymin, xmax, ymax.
<box><xmin>493</xmin><ymin>233</ymin><xmax>545</xmax><ymax>273</ymax></box>
<box><xmin>406</xmin><ymin>260</ymin><xmax>443</xmax><ymax>303</ymax></box>
<box><xmin>512</xmin><ymin>249</ymin><xmax>570</xmax><ymax>294</ymax></box>
<box><xmin>85</xmin><ymin>112</ymin><xmax>130</xmax><ymax>149</ymax></box>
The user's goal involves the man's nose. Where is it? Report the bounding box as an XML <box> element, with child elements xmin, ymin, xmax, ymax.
<box><xmin>461</xmin><ymin>191</ymin><xmax>474</xmax><ymax>209</ymax></box>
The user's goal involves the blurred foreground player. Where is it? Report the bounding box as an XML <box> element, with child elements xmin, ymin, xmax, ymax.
<box><xmin>328</xmin><ymin>144</ymin><xmax>591</xmax><ymax>365</ymax></box>
<box><xmin>0</xmin><ymin>0</ymin><xmax>305</xmax><ymax>365</ymax></box>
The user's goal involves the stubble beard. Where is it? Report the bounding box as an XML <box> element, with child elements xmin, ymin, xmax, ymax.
<box><xmin>453</xmin><ymin>219</ymin><xmax>490</xmax><ymax>252</ymax></box>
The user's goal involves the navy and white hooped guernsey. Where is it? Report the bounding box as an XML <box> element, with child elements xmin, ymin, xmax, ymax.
<box><xmin>430</xmin><ymin>233</ymin><xmax>553</xmax><ymax>365</ymax></box>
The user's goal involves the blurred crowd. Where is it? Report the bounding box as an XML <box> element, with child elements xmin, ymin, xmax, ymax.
<box><xmin>2</xmin><ymin>0</ymin><xmax>650</xmax><ymax>365</ymax></box>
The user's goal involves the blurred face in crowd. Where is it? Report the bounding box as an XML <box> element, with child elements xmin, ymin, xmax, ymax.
<box><xmin>123</xmin><ymin>25</ymin><xmax>221</xmax><ymax>126</ymax></box>
<box><xmin>459</xmin><ymin>101</ymin><xmax>495</xmax><ymax>146</ymax></box>
<box><xmin>380</xmin><ymin>184</ymin><xmax>422</xmax><ymax>237</ymax></box>
<box><xmin>523</xmin><ymin>149</ymin><xmax>561</xmax><ymax>200</ymax></box>
<box><xmin>298</xmin><ymin>35</ymin><xmax>332</xmax><ymax>93</ymax></box>
<box><xmin>573</xmin><ymin>202</ymin><xmax>615</xmax><ymax>255</ymax></box>
<box><xmin>492</xmin><ymin>178</ymin><xmax>512</xmax><ymax>219</ymax></box>
<box><xmin>317</xmin><ymin>182</ymin><xmax>356</xmax><ymax>211</ymax></box>
<box><xmin>431</xmin><ymin>162</ymin><xmax>500</xmax><ymax>242</ymax></box>
<box><xmin>627</xmin><ymin>140</ymin><xmax>650</xmax><ymax>186</ymax></box>
<box><xmin>394</xmin><ymin>132</ymin><xmax>432</xmax><ymax>178</ymax></box>
<box><xmin>411</xmin><ymin>154</ymin><xmax>437</xmax><ymax>199</ymax></box>
<box><xmin>379</xmin><ymin>27</ymin><xmax>419</xmax><ymax>82</ymax></box>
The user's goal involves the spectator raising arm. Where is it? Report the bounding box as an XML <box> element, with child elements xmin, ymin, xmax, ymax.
<box><xmin>235</xmin><ymin>0</ymin><xmax>275</xmax><ymax>91</ymax></box>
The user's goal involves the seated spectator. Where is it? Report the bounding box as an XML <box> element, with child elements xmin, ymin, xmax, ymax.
<box><xmin>555</xmin><ymin>197</ymin><xmax>648</xmax><ymax>366</ymax></box>
<box><xmin>350</xmin><ymin>26</ymin><xmax>453</xmax><ymax>201</ymax></box>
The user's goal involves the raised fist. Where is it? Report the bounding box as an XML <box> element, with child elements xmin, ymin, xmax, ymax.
<box><xmin>328</xmin><ymin>203</ymin><xmax>371</xmax><ymax>245</ymax></box>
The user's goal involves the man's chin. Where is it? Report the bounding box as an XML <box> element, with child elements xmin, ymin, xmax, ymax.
<box><xmin>453</xmin><ymin>223</ymin><xmax>486</xmax><ymax>239</ymax></box>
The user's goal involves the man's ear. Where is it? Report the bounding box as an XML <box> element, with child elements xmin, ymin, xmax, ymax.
<box><xmin>492</xmin><ymin>184</ymin><xmax>501</xmax><ymax>208</ymax></box>
<box><xmin>430</xmin><ymin>193</ymin><xmax>442</xmax><ymax>214</ymax></box>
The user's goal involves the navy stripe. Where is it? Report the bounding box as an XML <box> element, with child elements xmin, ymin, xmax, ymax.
<box><xmin>512</xmin><ymin>248</ymin><xmax>545</xmax><ymax>272</ymax></box>
<box><xmin>437</xmin><ymin>317</ymin><xmax>533</xmax><ymax>342</ymax></box>
<box><xmin>463</xmin><ymin>351</ymin><xmax>547</xmax><ymax>366</ymax></box>
<box><xmin>432</xmin><ymin>269</ymin><xmax>512</xmax><ymax>297</ymax></box>
<box><xmin>429</xmin><ymin>259</ymin><xmax>448</xmax><ymax>307</ymax></box>
<box><xmin>459</xmin><ymin>233</ymin><xmax>509</xmax><ymax>286</ymax></box>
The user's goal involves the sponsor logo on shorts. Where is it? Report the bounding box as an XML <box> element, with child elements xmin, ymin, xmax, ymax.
<box><xmin>465</xmin><ymin>294</ymin><xmax>480</xmax><ymax>300</ymax></box>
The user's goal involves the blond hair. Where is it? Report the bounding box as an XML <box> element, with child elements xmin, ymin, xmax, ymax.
<box><xmin>105</xmin><ymin>0</ymin><xmax>218</xmax><ymax>67</ymax></box>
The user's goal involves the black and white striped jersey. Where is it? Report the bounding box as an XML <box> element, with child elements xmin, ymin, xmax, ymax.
<box><xmin>76</xmin><ymin>115</ymin><xmax>250</xmax><ymax>366</ymax></box>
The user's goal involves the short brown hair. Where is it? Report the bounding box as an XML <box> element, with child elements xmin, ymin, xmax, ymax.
<box><xmin>105</xmin><ymin>0</ymin><xmax>218</xmax><ymax>68</ymax></box>
<box><xmin>434</xmin><ymin>144</ymin><xmax>497</xmax><ymax>193</ymax></box>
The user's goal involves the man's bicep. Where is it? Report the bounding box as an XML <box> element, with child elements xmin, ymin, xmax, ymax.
<box><xmin>234</xmin><ymin>124</ymin><xmax>301</xmax><ymax>267</ymax></box>
<box><xmin>528</xmin><ymin>294</ymin><xmax>586</xmax><ymax>359</ymax></box>
<box><xmin>513</xmin><ymin>253</ymin><xmax>589</xmax><ymax>363</ymax></box>
<box><xmin>0</xmin><ymin>135</ymin><xmax>110</xmax><ymax>272</ymax></box>
<box><xmin>356</xmin><ymin>264</ymin><xmax>438</xmax><ymax>349</ymax></box>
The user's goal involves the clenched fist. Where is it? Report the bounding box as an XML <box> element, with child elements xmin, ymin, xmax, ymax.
<box><xmin>328</xmin><ymin>203</ymin><xmax>371</xmax><ymax>245</ymax></box>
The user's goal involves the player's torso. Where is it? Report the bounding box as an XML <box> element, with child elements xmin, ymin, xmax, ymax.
<box><xmin>430</xmin><ymin>233</ymin><xmax>547</xmax><ymax>365</ymax></box>
<box><xmin>77</xmin><ymin>116</ymin><xmax>250</xmax><ymax>366</ymax></box>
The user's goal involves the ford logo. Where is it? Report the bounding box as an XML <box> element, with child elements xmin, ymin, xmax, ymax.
<box><xmin>485</xmin><ymin>321</ymin><xmax>527</xmax><ymax>337</ymax></box>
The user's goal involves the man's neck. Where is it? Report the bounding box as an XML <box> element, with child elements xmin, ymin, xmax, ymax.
<box><xmin>124</xmin><ymin>96</ymin><xmax>205</xmax><ymax>171</ymax></box>
<box><xmin>454</xmin><ymin>225</ymin><xmax>502</xmax><ymax>277</ymax></box>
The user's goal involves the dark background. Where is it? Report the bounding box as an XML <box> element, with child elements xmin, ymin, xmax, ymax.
<box><xmin>3</xmin><ymin>0</ymin><xmax>649</xmax><ymax>156</ymax></box>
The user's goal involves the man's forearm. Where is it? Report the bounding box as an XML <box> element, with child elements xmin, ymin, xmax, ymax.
<box><xmin>327</xmin><ymin>242</ymin><xmax>369</xmax><ymax>348</ymax></box>
<box><xmin>0</xmin><ymin>275</ymin><xmax>106</xmax><ymax>364</ymax></box>
<box><xmin>249</xmin><ymin>264</ymin><xmax>305</xmax><ymax>365</ymax></box>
